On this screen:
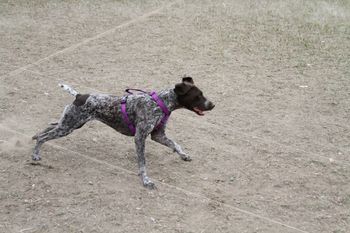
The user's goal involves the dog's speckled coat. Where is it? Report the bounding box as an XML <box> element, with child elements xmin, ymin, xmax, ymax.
<box><xmin>32</xmin><ymin>79</ymin><xmax>214</xmax><ymax>189</ymax></box>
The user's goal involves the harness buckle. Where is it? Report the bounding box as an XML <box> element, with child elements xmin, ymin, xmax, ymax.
<box><xmin>121</xmin><ymin>96</ymin><xmax>128</xmax><ymax>104</ymax></box>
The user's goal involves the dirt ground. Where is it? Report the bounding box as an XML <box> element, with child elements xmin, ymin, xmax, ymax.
<box><xmin>0</xmin><ymin>0</ymin><xmax>349</xmax><ymax>232</ymax></box>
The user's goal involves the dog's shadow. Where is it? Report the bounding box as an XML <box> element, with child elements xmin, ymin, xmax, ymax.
<box><xmin>28</xmin><ymin>161</ymin><xmax>54</xmax><ymax>169</ymax></box>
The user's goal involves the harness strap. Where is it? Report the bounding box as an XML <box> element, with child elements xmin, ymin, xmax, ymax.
<box><xmin>149</xmin><ymin>91</ymin><xmax>170</xmax><ymax>129</ymax></box>
<box><xmin>125</xmin><ymin>88</ymin><xmax>148</xmax><ymax>95</ymax></box>
<box><xmin>120</xmin><ymin>90</ymin><xmax>170</xmax><ymax>135</ymax></box>
<box><xmin>121</xmin><ymin>96</ymin><xmax>136</xmax><ymax>135</ymax></box>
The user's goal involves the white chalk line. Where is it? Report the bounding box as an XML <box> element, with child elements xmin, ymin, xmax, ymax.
<box><xmin>0</xmin><ymin>125</ymin><xmax>310</xmax><ymax>233</ymax></box>
<box><xmin>6</xmin><ymin>69</ymin><xmax>348</xmax><ymax>168</ymax></box>
<box><xmin>1</xmin><ymin>69</ymin><xmax>347</xmax><ymax>170</ymax></box>
<box><xmin>1</xmin><ymin>1</ymin><xmax>176</xmax><ymax>79</ymax></box>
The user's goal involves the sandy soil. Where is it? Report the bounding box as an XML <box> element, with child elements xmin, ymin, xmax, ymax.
<box><xmin>0</xmin><ymin>0</ymin><xmax>349</xmax><ymax>232</ymax></box>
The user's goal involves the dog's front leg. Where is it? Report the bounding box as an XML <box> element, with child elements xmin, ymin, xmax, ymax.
<box><xmin>151</xmin><ymin>128</ymin><xmax>191</xmax><ymax>161</ymax></box>
<box><xmin>134</xmin><ymin>124</ymin><xmax>155</xmax><ymax>189</ymax></box>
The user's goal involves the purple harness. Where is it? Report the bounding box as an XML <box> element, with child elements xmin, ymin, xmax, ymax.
<box><xmin>121</xmin><ymin>89</ymin><xmax>170</xmax><ymax>135</ymax></box>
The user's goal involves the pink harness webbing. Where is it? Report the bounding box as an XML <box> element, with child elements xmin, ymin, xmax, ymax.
<box><xmin>120</xmin><ymin>89</ymin><xmax>170</xmax><ymax>136</ymax></box>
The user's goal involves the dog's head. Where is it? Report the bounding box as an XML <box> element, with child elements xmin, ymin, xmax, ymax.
<box><xmin>174</xmin><ymin>77</ymin><xmax>215</xmax><ymax>116</ymax></box>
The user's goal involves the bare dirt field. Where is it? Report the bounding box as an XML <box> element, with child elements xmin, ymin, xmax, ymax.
<box><xmin>0</xmin><ymin>0</ymin><xmax>349</xmax><ymax>232</ymax></box>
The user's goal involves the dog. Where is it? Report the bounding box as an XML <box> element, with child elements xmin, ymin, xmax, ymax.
<box><xmin>32</xmin><ymin>77</ymin><xmax>215</xmax><ymax>189</ymax></box>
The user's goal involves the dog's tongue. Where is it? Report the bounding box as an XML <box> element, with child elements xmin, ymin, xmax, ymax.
<box><xmin>193</xmin><ymin>107</ymin><xmax>204</xmax><ymax>116</ymax></box>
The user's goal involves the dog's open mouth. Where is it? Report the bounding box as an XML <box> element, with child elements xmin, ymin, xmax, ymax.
<box><xmin>193</xmin><ymin>107</ymin><xmax>205</xmax><ymax>116</ymax></box>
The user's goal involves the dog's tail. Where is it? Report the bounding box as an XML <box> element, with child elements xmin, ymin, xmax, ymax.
<box><xmin>59</xmin><ymin>83</ymin><xmax>79</xmax><ymax>97</ymax></box>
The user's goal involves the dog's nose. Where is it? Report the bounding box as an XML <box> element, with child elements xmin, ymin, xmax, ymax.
<box><xmin>208</xmin><ymin>102</ymin><xmax>215</xmax><ymax>110</ymax></box>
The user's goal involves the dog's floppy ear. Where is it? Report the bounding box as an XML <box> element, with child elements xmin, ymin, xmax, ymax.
<box><xmin>182</xmin><ymin>77</ymin><xmax>194</xmax><ymax>84</ymax></box>
<box><xmin>175</xmin><ymin>83</ymin><xmax>192</xmax><ymax>95</ymax></box>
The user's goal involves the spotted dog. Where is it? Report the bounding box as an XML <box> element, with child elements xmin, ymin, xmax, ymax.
<box><xmin>32</xmin><ymin>77</ymin><xmax>215</xmax><ymax>189</ymax></box>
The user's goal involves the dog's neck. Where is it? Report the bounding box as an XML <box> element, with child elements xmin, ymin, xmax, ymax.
<box><xmin>158</xmin><ymin>89</ymin><xmax>181</xmax><ymax>112</ymax></box>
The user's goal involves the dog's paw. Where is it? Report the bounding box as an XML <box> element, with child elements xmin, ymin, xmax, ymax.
<box><xmin>180</xmin><ymin>154</ymin><xmax>192</xmax><ymax>161</ymax></box>
<box><xmin>142</xmin><ymin>177</ymin><xmax>156</xmax><ymax>190</ymax></box>
<box><xmin>32</xmin><ymin>154</ymin><xmax>41</xmax><ymax>161</ymax></box>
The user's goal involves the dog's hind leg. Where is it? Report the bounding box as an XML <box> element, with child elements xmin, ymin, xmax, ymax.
<box><xmin>32</xmin><ymin>123</ymin><xmax>57</xmax><ymax>140</ymax></box>
<box><xmin>32</xmin><ymin>105</ymin><xmax>91</xmax><ymax>161</ymax></box>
